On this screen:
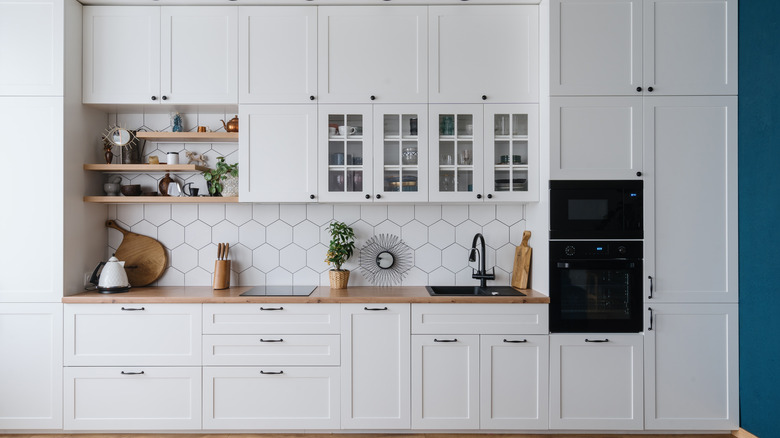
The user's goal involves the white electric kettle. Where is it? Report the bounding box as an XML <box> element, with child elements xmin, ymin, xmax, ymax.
<box><xmin>90</xmin><ymin>255</ymin><xmax>131</xmax><ymax>293</ymax></box>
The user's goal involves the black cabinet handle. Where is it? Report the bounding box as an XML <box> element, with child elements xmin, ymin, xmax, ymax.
<box><xmin>636</xmin><ymin>171</ymin><xmax>642</xmax><ymax>177</ymax></box>
<box><xmin>476</xmin><ymin>194</ymin><xmax>482</xmax><ymax>199</ymax></box>
<box><xmin>503</xmin><ymin>339</ymin><xmax>528</xmax><ymax>343</ymax></box>
<box><xmin>481</xmin><ymin>95</ymin><xmax>487</xmax><ymax>100</ymax></box>
<box><xmin>376</xmin><ymin>194</ymin><xmax>382</xmax><ymax>199</ymax></box>
<box><xmin>260</xmin><ymin>338</ymin><xmax>284</xmax><ymax>343</ymax></box>
<box><xmin>161</xmin><ymin>95</ymin><xmax>168</xmax><ymax>101</ymax></box>
<box><xmin>648</xmin><ymin>86</ymin><xmax>654</xmax><ymax>92</ymax></box>
<box><xmin>121</xmin><ymin>371</ymin><xmax>145</xmax><ymax>375</ymax></box>
<box><xmin>260</xmin><ymin>306</ymin><xmax>284</xmax><ymax>311</ymax></box>
<box><xmin>364</xmin><ymin>306</ymin><xmax>388</xmax><ymax>311</ymax></box>
<box><xmin>121</xmin><ymin>307</ymin><xmax>145</xmax><ymax>311</ymax></box>
<box><xmin>585</xmin><ymin>338</ymin><xmax>609</xmax><ymax>343</ymax></box>
<box><xmin>370</xmin><ymin>95</ymin><xmax>376</xmax><ymax>101</ymax></box>
<box><xmin>365</xmin><ymin>194</ymin><xmax>371</xmax><ymax>199</ymax></box>
<box><xmin>309</xmin><ymin>194</ymin><xmax>315</xmax><ymax>199</ymax></box>
<box><xmin>151</xmin><ymin>96</ymin><xmax>157</xmax><ymax>101</ymax></box>
<box><xmin>636</xmin><ymin>87</ymin><xmax>642</xmax><ymax>92</ymax></box>
<box><xmin>487</xmin><ymin>194</ymin><xmax>493</xmax><ymax>199</ymax></box>
<box><xmin>260</xmin><ymin>370</ymin><xmax>284</xmax><ymax>375</ymax></box>
<box><xmin>648</xmin><ymin>275</ymin><xmax>654</xmax><ymax>299</ymax></box>
<box><xmin>434</xmin><ymin>338</ymin><xmax>458</xmax><ymax>342</ymax></box>
<box><xmin>309</xmin><ymin>95</ymin><xmax>315</xmax><ymax>101</ymax></box>
<box><xmin>648</xmin><ymin>307</ymin><xmax>654</xmax><ymax>331</ymax></box>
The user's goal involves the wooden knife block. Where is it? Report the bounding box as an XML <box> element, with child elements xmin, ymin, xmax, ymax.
<box><xmin>213</xmin><ymin>260</ymin><xmax>231</xmax><ymax>290</ymax></box>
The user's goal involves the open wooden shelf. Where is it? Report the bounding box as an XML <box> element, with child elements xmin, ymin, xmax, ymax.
<box><xmin>84</xmin><ymin>196</ymin><xmax>238</xmax><ymax>204</ymax></box>
<box><xmin>84</xmin><ymin>164</ymin><xmax>210</xmax><ymax>172</ymax></box>
<box><xmin>136</xmin><ymin>131</ymin><xmax>238</xmax><ymax>142</ymax></box>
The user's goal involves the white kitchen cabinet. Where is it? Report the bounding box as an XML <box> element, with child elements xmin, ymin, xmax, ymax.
<box><xmin>373</xmin><ymin>105</ymin><xmax>429</xmax><ymax>202</ymax></box>
<box><xmin>318</xmin><ymin>6</ymin><xmax>427</xmax><ymax>104</ymax></box>
<box><xmin>64</xmin><ymin>303</ymin><xmax>202</xmax><ymax>366</ymax></box>
<box><xmin>550</xmin><ymin>97</ymin><xmax>643</xmax><ymax>180</ymax></box>
<box><xmin>551</xmin><ymin>0</ymin><xmax>737</xmax><ymax>96</ymax></box>
<box><xmin>412</xmin><ymin>303</ymin><xmax>549</xmax><ymax>335</ymax></box>
<box><xmin>412</xmin><ymin>334</ymin><xmax>480</xmax><ymax>430</ymax></box>
<box><xmin>341</xmin><ymin>304</ymin><xmax>410</xmax><ymax>429</ymax></box>
<box><xmin>644</xmin><ymin>304</ymin><xmax>738</xmax><ymax>430</ymax></box>
<box><xmin>483</xmin><ymin>104</ymin><xmax>539</xmax><ymax>202</ymax></box>
<box><xmin>549</xmin><ymin>334</ymin><xmax>643</xmax><ymax>430</ymax></box>
<box><xmin>203</xmin><ymin>366</ymin><xmax>340</xmax><ymax>430</ymax></box>
<box><xmin>203</xmin><ymin>303</ymin><xmax>340</xmax><ymax>334</ymax></box>
<box><xmin>428</xmin><ymin>104</ymin><xmax>484</xmax><ymax>202</ymax></box>
<box><xmin>239</xmin><ymin>104</ymin><xmax>318</xmax><ymax>203</ymax></box>
<box><xmin>203</xmin><ymin>334</ymin><xmax>340</xmax><ymax>366</ymax></box>
<box><xmin>64</xmin><ymin>366</ymin><xmax>202</xmax><ymax>430</ymax></box>
<box><xmin>318</xmin><ymin>104</ymin><xmax>374</xmax><ymax>202</ymax></box>
<box><xmin>429</xmin><ymin>6</ymin><xmax>539</xmax><ymax>104</ymax></box>
<box><xmin>480</xmin><ymin>334</ymin><xmax>548</xmax><ymax>430</ymax></box>
<box><xmin>644</xmin><ymin>97</ymin><xmax>738</xmax><ymax>303</ymax></box>
<box><xmin>239</xmin><ymin>6</ymin><xmax>316</xmax><ymax>104</ymax></box>
<box><xmin>0</xmin><ymin>0</ymin><xmax>63</xmax><ymax>96</ymax></box>
<box><xmin>0</xmin><ymin>303</ymin><xmax>62</xmax><ymax>430</ymax></box>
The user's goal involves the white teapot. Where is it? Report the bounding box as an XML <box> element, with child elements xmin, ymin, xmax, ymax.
<box><xmin>90</xmin><ymin>255</ymin><xmax>131</xmax><ymax>293</ymax></box>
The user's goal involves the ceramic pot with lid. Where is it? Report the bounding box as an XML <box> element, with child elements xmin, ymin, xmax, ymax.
<box><xmin>89</xmin><ymin>256</ymin><xmax>131</xmax><ymax>293</ymax></box>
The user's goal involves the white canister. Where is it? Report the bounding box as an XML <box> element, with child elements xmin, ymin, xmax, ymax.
<box><xmin>167</xmin><ymin>152</ymin><xmax>179</xmax><ymax>165</ymax></box>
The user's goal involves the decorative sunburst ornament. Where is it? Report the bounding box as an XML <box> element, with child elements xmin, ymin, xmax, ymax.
<box><xmin>359</xmin><ymin>234</ymin><xmax>413</xmax><ymax>286</ymax></box>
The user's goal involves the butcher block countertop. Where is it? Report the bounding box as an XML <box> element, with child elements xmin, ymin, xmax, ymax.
<box><xmin>63</xmin><ymin>286</ymin><xmax>550</xmax><ymax>304</ymax></box>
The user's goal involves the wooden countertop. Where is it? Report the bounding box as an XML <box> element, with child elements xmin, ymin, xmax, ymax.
<box><xmin>63</xmin><ymin>286</ymin><xmax>550</xmax><ymax>304</ymax></box>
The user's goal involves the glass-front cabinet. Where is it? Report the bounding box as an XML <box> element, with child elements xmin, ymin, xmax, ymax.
<box><xmin>373</xmin><ymin>105</ymin><xmax>428</xmax><ymax>202</ymax></box>
<box><xmin>428</xmin><ymin>105</ymin><xmax>484</xmax><ymax>202</ymax></box>
<box><xmin>484</xmin><ymin>104</ymin><xmax>538</xmax><ymax>202</ymax></box>
<box><xmin>318</xmin><ymin>105</ymin><xmax>373</xmax><ymax>202</ymax></box>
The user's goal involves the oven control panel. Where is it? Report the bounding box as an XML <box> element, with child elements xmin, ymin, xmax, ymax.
<box><xmin>550</xmin><ymin>241</ymin><xmax>642</xmax><ymax>259</ymax></box>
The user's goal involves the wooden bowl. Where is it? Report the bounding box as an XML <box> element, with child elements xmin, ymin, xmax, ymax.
<box><xmin>120</xmin><ymin>184</ymin><xmax>142</xmax><ymax>196</ymax></box>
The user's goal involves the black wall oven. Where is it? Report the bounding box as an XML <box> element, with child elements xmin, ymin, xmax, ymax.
<box><xmin>549</xmin><ymin>180</ymin><xmax>643</xmax><ymax>239</ymax></box>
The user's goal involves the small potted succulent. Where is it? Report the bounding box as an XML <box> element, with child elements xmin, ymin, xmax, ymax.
<box><xmin>202</xmin><ymin>156</ymin><xmax>238</xmax><ymax>196</ymax></box>
<box><xmin>325</xmin><ymin>221</ymin><xmax>355</xmax><ymax>289</ymax></box>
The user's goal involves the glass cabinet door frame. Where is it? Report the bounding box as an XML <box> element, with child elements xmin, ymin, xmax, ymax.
<box><xmin>372</xmin><ymin>104</ymin><xmax>429</xmax><ymax>202</ymax></box>
<box><xmin>483</xmin><ymin>104</ymin><xmax>539</xmax><ymax>202</ymax></box>
<box><xmin>318</xmin><ymin>104</ymin><xmax>374</xmax><ymax>203</ymax></box>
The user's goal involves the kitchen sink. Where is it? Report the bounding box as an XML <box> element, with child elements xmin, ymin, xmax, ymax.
<box><xmin>425</xmin><ymin>285</ymin><xmax>526</xmax><ymax>296</ymax></box>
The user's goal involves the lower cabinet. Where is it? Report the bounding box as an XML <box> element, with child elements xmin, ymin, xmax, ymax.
<box><xmin>63</xmin><ymin>366</ymin><xmax>202</xmax><ymax>430</ymax></box>
<box><xmin>549</xmin><ymin>334</ymin><xmax>644</xmax><ymax>430</ymax></box>
<box><xmin>203</xmin><ymin>366</ymin><xmax>340</xmax><ymax>429</ymax></box>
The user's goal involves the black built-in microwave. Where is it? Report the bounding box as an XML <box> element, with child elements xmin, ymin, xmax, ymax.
<box><xmin>549</xmin><ymin>180</ymin><xmax>643</xmax><ymax>239</ymax></box>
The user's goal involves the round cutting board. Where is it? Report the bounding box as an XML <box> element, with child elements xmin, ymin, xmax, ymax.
<box><xmin>107</xmin><ymin>220</ymin><xmax>167</xmax><ymax>287</ymax></box>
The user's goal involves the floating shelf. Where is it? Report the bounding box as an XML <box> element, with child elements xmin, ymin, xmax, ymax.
<box><xmin>84</xmin><ymin>196</ymin><xmax>239</xmax><ymax>204</ymax></box>
<box><xmin>136</xmin><ymin>131</ymin><xmax>238</xmax><ymax>142</ymax></box>
<box><xmin>84</xmin><ymin>164</ymin><xmax>210</xmax><ymax>172</ymax></box>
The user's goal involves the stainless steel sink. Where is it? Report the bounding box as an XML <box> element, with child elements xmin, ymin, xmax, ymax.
<box><xmin>425</xmin><ymin>285</ymin><xmax>526</xmax><ymax>296</ymax></box>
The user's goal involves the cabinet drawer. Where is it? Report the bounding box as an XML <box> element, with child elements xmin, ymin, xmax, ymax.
<box><xmin>64</xmin><ymin>304</ymin><xmax>201</xmax><ymax>366</ymax></box>
<box><xmin>64</xmin><ymin>366</ymin><xmax>201</xmax><ymax>430</ymax></box>
<box><xmin>203</xmin><ymin>366</ymin><xmax>340</xmax><ymax>429</ymax></box>
<box><xmin>203</xmin><ymin>334</ymin><xmax>340</xmax><ymax>366</ymax></box>
<box><xmin>203</xmin><ymin>303</ymin><xmax>340</xmax><ymax>334</ymax></box>
<box><xmin>411</xmin><ymin>303</ymin><xmax>548</xmax><ymax>334</ymax></box>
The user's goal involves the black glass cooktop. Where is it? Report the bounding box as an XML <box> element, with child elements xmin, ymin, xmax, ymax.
<box><xmin>239</xmin><ymin>285</ymin><xmax>317</xmax><ymax>296</ymax></box>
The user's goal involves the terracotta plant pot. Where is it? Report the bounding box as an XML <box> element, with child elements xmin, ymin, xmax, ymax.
<box><xmin>329</xmin><ymin>270</ymin><xmax>350</xmax><ymax>289</ymax></box>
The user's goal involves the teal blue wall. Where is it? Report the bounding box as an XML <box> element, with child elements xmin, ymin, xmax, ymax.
<box><xmin>739</xmin><ymin>1</ymin><xmax>780</xmax><ymax>436</ymax></box>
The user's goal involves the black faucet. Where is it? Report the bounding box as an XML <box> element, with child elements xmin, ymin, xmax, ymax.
<box><xmin>470</xmin><ymin>233</ymin><xmax>495</xmax><ymax>287</ymax></box>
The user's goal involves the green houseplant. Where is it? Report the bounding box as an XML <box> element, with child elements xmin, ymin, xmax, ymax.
<box><xmin>202</xmin><ymin>157</ymin><xmax>238</xmax><ymax>196</ymax></box>
<box><xmin>325</xmin><ymin>221</ymin><xmax>355</xmax><ymax>289</ymax></box>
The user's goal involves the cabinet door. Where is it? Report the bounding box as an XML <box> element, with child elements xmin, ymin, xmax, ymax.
<box><xmin>239</xmin><ymin>6</ymin><xmax>316</xmax><ymax>104</ymax></box>
<box><xmin>550</xmin><ymin>97</ymin><xmax>643</xmax><ymax>179</ymax></box>
<box><xmin>319</xmin><ymin>104</ymin><xmax>374</xmax><ymax>202</ymax></box>
<box><xmin>64</xmin><ymin>366</ymin><xmax>202</xmax><ymax>430</ymax></box>
<box><xmin>239</xmin><ymin>104</ymin><xmax>318</xmax><ymax>203</ymax></box>
<box><xmin>550</xmin><ymin>0</ymin><xmax>642</xmax><ymax>96</ymax></box>
<box><xmin>644</xmin><ymin>0</ymin><xmax>737</xmax><ymax>95</ymax></box>
<box><xmin>0</xmin><ymin>303</ymin><xmax>62</xmax><ymax>429</ymax></box>
<box><xmin>429</xmin><ymin>104</ymin><xmax>484</xmax><ymax>203</ymax></box>
<box><xmin>480</xmin><ymin>335</ymin><xmax>548</xmax><ymax>430</ymax></box>
<box><xmin>0</xmin><ymin>0</ymin><xmax>63</xmax><ymax>96</ymax></box>
<box><xmin>430</xmin><ymin>6</ymin><xmax>539</xmax><ymax>104</ymax></box>
<box><xmin>412</xmin><ymin>334</ymin><xmax>479</xmax><ymax>429</ymax></box>
<box><xmin>644</xmin><ymin>97</ymin><xmax>737</xmax><ymax>303</ymax></box>
<box><xmin>484</xmin><ymin>104</ymin><xmax>539</xmax><ymax>202</ymax></box>
<box><xmin>203</xmin><ymin>366</ymin><xmax>340</xmax><ymax>429</ymax></box>
<box><xmin>318</xmin><ymin>6</ymin><xmax>427</xmax><ymax>104</ymax></box>
<box><xmin>373</xmin><ymin>105</ymin><xmax>428</xmax><ymax>202</ymax></box>
<box><xmin>341</xmin><ymin>304</ymin><xmax>410</xmax><ymax>429</ymax></box>
<box><xmin>161</xmin><ymin>6</ymin><xmax>238</xmax><ymax>104</ymax></box>
<box><xmin>83</xmin><ymin>6</ymin><xmax>160</xmax><ymax>104</ymax></box>
<box><xmin>549</xmin><ymin>334</ymin><xmax>643</xmax><ymax>430</ymax></box>
<box><xmin>644</xmin><ymin>304</ymin><xmax>738</xmax><ymax>430</ymax></box>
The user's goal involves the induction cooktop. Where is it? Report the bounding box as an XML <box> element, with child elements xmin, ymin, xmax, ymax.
<box><xmin>239</xmin><ymin>285</ymin><xmax>317</xmax><ymax>296</ymax></box>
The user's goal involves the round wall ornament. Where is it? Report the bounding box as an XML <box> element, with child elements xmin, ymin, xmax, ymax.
<box><xmin>358</xmin><ymin>234</ymin><xmax>413</xmax><ymax>286</ymax></box>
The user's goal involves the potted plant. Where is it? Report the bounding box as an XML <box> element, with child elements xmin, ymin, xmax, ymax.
<box><xmin>325</xmin><ymin>221</ymin><xmax>355</xmax><ymax>289</ymax></box>
<box><xmin>202</xmin><ymin>156</ymin><xmax>238</xmax><ymax>196</ymax></box>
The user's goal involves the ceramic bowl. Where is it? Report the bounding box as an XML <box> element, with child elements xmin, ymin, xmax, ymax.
<box><xmin>120</xmin><ymin>184</ymin><xmax>142</xmax><ymax>196</ymax></box>
<box><xmin>103</xmin><ymin>183</ymin><xmax>121</xmax><ymax>196</ymax></box>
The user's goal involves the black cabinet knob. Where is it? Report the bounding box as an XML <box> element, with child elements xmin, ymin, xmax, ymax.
<box><xmin>309</xmin><ymin>194</ymin><xmax>315</xmax><ymax>199</ymax></box>
<box><xmin>151</xmin><ymin>96</ymin><xmax>157</xmax><ymax>101</ymax></box>
<box><xmin>365</xmin><ymin>194</ymin><xmax>370</xmax><ymax>199</ymax></box>
<box><xmin>370</xmin><ymin>95</ymin><xmax>376</xmax><ymax>101</ymax></box>
<box><xmin>487</xmin><ymin>194</ymin><xmax>493</xmax><ymax>199</ymax></box>
<box><xmin>636</xmin><ymin>171</ymin><xmax>642</xmax><ymax>177</ymax></box>
<box><xmin>309</xmin><ymin>95</ymin><xmax>315</xmax><ymax>101</ymax></box>
<box><xmin>481</xmin><ymin>95</ymin><xmax>487</xmax><ymax>100</ymax></box>
<box><xmin>648</xmin><ymin>86</ymin><xmax>654</xmax><ymax>92</ymax></box>
<box><xmin>476</xmin><ymin>194</ymin><xmax>482</xmax><ymax>199</ymax></box>
<box><xmin>162</xmin><ymin>95</ymin><xmax>168</xmax><ymax>101</ymax></box>
<box><xmin>636</xmin><ymin>87</ymin><xmax>642</xmax><ymax>92</ymax></box>
<box><xmin>376</xmin><ymin>194</ymin><xmax>382</xmax><ymax>199</ymax></box>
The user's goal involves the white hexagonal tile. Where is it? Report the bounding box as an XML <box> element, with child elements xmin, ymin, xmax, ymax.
<box><xmin>280</xmin><ymin>244</ymin><xmax>307</xmax><ymax>272</ymax></box>
<box><xmin>144</xmin><ymin>204</ymin><xmax>171</xmax><ymax>226</ymax></box>
<box><xmin>360</xmin><ymin>205</ymin><xmax>387</xmax><ymax>226</ymax></box>
<box><xmin>442</xmin><ymin>244</ymin><xmax>469</xmax><ymax>272</ymax></box>
<box><xmin>387</xmin><ymin>205</ymin><xmax>415</xmax><ymax>226</ymax></box>
<box><xmin>228</xmin><ymin>243</ymin><xmax>252</xmax><ymax>273</ymax></box>
<box><xmin>401</xmin><ymin>267</ymin><xmax>428</xmax><ymax>286</ymax></box>
<box><xmin>401</xmin><ymin>221</ymin><xmax>428</xmax><ymax>249</ymax></box>
<box><xmin>441</xmin><ymin>205</ymin><xmax>469</xmax><ymax>226</ymax></box>
<box><xmin>428</xmin><ymin>220</ymin><xmax>455</xmax><ymax>250</ymax></box>
<box><xmin>144</xmin><ymin>112</ymin><xmax>173</xmax><ymax>131</ymax></box>
<box><xmin>293</xmin><ymin>221</ymin><xmax>320</xmax><ymax>250</ymax></box>
<box><xmin>293</xmin><ymin>268</ymin><xmax>320</xmax><ymax>287</ymax></box>
<box><xmin>184</xmin><ymin>267</ymin><xmax>212</xmax><ymax>286</ymax></box>
<box><xmin>157</xmin><ymin>142</ymin><xmax>185</xmax><ymax>155</ymax></box>
<box><xmin>238</xmin><ymin>267</ymin><xmax>265</xmax><ymax>286</ymax></box>
<box><xmin>496</xmin><ymin>204</ymin><xmax>524</xmax><ymax>226</ymax></box>
<box><xmin>346</xmin><ymin>270</ymin><xmax>369</xmax><ymax>287</ymax></box>
<box><xmin>494</xmin><ymin>267</ymin><xmax>510</xmax><ymax>285</ymax></box>
<box><xmin>212</xmin><ymin>220</ymin><xmax>239</xmax><ymax>245</ymax></box>
<box><xmin>171</xmin><ymin>244</ymin><xmax>198</xmax><ymax>273</ymax></box>
<box><xmin>266</xmin><ymin>221</ymin><xmax>293</xmax><ymax>249</ymax></box>
<box><xmin>253</xmin><ymin>244</ymin><xmax>280</xmax><ymax>273</ymax></box>
<box><xmin>415</xmin><ymin>205</ymin><xmax>441</xmax><ymax>226</ymax></box>
<box><xmin>157</xmin><ymin>220</ymin><xmax>185</xmax><ymax>250</ymax></box>
<box><xmin>239</xmin><ymin>221</ymin><xmax>266</xmax><ymax>249</ymax></box>
<box><xmin>115</xmin><ymin>113</ymin><xmax>143</xmax><ymax>129</ymax></box>
<box><xmin>184</xmin><ymin>220</ymin><xmax>211</xmax><ymax>249</ymax></box>
<box><xmin>171</xmin><ymin>204</ymin><xmax>198</xmax><ymax>226</ymax></box>
<box><xmin>128</xmin><ymin>174</ymin><xmax>157</xmax><ymax>193</ymax></box>
<box><xmin>455</xmin><ymin>220</ymin><xmax>481</xmax><ymax>247</ymax></box>
<box><xmin>253</xmin><ymin>204</ymin><xmax>279</xmax><ymax>225</ymax></box>
<box><xmin>509</xmin><ymin>222</ymin><xmax>528</xmax><ymax>246</ymax></box>
<box><xmin>319</xmin><ymin>270</ymin><xmax>330</xmax><ymax>286</ymax></box>
<box><xmin>198</xmin><ymin>244</ymin><xmax>218</xmax><ymax>272</ymax></box>
<box><xmin>198</xmin><ymin>204</ymin><xmax>225</xmax><ymax>226</ymax></box>
<box><xmin>108</xmin><ymin>228</ymin><xmax>123</xmax><ymax>250</ymax></box>
<box><xmin>107</xmin><ymin>204</ymin><xmax>117</xmax><ymax>220</ymax></box>
<box><xmin>349</xmin><ymin>220</ymin><xmax>373</xmax><ymax>248</ymax></box>
<box><xmin>116</xmin><ymin>204</ymin><xmax>143</xmax><ymax>226</ymax></box>
<box><xmin>266</xmin><ymin>267</ymin><xmax>293</xmax><ymax>285</ymax></box>
<box><xmin>279</xmin><ymin>204</ymin><xmax>307</xmax><ymax>226</ymax></box>
<box><xmin>429</xmin><ymin>266</ymin><xmax>455</xmax><ymax>285</ymax></box>
<box><xmin>496</xmin><ymin>243</ymin><xmax>517</xmax><ymax>273</ymax></box>
<box><xmin>130</xmin><ymin>220</ymin><xmax>157</xmax><ymax>239</ymax></box>
<box><xmin>483</xmin><ymin>246</ymin><xmax>497</xmax><ymax>271</ymax></box>
<box><xmin>306</xmin><ymin>204</ymin><xmax>334</xmax><ymax>226</ymax></box>
<box><xmin>374</xmin><ymin>220</ymin><xmax>401</xmax><ymax>238</ymax></box>
<box><xmin>197</xmin><ymin>113</ymin><xmax>227</xmax><ymax>133</ymax></box>
<box><xmin>212</xmin><ymin>144</ymin><xmax>237</xmax><ymax>159</ymax></box>
<box><xmin>469</xmin><ymin>204</ymin><xmax>496</xmax><ymax>225</ymax></box>
<box><xmin>483</xmin><ymin>220</ymin><xmax>510</xmax><ymax>247</ymax></box>
<box><xmin>333</xmin><ymin>204</ymin><xmax>360</xmax><ymax>225</ymax></box>
<box><xmin>415</xmin><ymin>244</ymin><xmax>441</xmax><ymax>273</ymax></box>
<box><xmin>455</xmin><ymin>267</ymin><xmax>474</xmax><ymax>286</ymax></box>
<box><xmin>225</xmin><ymin>203</ymin><xmax>253</xmax><ymax>226</ymax></box>
<box><xmin>156</xmin><ymin>267</ymin><xmax>184</xmax><ymax>287</ymax></box>
<box><xmin>307</xmin><ymin>244</ymin><xmax>328</xmax><ymax>271</ymax></box>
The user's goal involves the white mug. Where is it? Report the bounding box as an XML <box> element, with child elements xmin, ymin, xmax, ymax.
<box><xmin>167</xmin><ymin>152</ymin><xmax>179</xmax><ymax>165</ymax></box>
<box><xmin>339</xmin><ymin>125</ymin><xmax>357</xmax><ymax>136</ymax></box>
<box><xmin>328</xmin><ymin>126</ymin><xmax>336</xmax><ymax>135</ymax></box>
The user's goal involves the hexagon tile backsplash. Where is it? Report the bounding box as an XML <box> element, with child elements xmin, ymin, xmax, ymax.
<box><xmin>107</xmin><ymin>203</ymin><xmax>527</xmax><ymax>288</ymax></box>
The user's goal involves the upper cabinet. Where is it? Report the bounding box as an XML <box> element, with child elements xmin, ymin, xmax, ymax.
<box><xmin>83</xmin><ymin>6</ymin><xmax>237</xmax><ymax>105</ymax></box>
<box><xmin>429</xmin><ymin>6</ymin><xmax>539</xmax><ymax>104</ymax></box>
<box><xmin>239</xmin><ymin>6</ymin><xmax>317</xmax><ymax>104</ymax></box>
<box><xmin>318</xmin><ymin>6</ymin><xmax>428</xmax><ymax>104</ymax></box>
<box><xmin>551</xmin><ymin>0</ymin><xmax>737</xmax><ymax>96</ymax></box>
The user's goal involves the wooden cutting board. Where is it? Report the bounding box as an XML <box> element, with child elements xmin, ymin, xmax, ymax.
<box><xmin>107</xmin><ymin>220</ymin><xmax>167</xmax><ymax>287</ymax></box>
<box><xmin>511</xmin><ymin>230</ymin><xmax>532</xmax><ymax>290</ymax></box>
